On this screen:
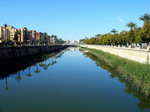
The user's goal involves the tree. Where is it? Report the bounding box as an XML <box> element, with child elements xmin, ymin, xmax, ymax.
<box><xmin>39</xmin><ymin>36</ymin><xmax>45</xmax><ymax>45</ymax></box>
<box><xmin>95</xmin><ymin>34</ymin><xmax>101</xmax><ymax>37</ymax></box>
<box><xmin>139</xmin><ymin>13</ymin><xmax>150</xmax><ymax>24</ymax></box>
<box><xmin>111</xmin><ymin>29</ymin><xmax>117</xmax><ymax>34</ymax></box>
<box><xmin>82</xmin><ymin>13</ymin><xmax>149</xmax><ymax>45</ymax></box>
<box><xmin>126</xmin><ymin>30</ymin><xmax>136</xmax><ymax>44</ymax></box>
<box><xmin>4</xmin><ymin>24</ymin><xmax>7</xmax><ymax>28</ymax></box>
<box><xmin>44</xmin><ymin>32</ymin><xmax>48</xmax><ymax>36</ymax></box>
<box><xmin>139</xmin><ymin>13</ymin><xmax>150</xmax><ymax>43</ymax></box>
<box><xmin>134</xmin><ymin>27</ymin><xmax>142</xmax><ymax>44</ymax></box>
<box><xmin>120</xmin><ymin>31</ymin><xmax>128</xmax><ymax>45</ymax></box>
<box><xmin>126</xmin><ymin>22</ymin><xmax>137</xmax><ymax>30</ymax></box>
<box><xmin>141</xmin><ymin>23</ymin><xmax>150</xmax><ymax>43</ymax></box>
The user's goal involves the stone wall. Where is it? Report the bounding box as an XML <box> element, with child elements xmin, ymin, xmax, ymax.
<box><xmin>0</xmin><ymin>45</ymin><xmax>68</xmax><ymax>62</ymax></box>
<box><xmin>80</xmin><ymin>45</ymin><xmax>150</xmax><ymax>64</ymax></box>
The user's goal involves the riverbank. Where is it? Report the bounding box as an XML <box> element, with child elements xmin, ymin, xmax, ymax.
<box><xmin>80</xmin><ymin>45</ymin><xmax>150</xmax><ymax>64</ymax></box>
<box><xmin>81</xmin><ymin>47</ymin><xmax>150</xmax><ymax>98</ymax></box>
<box><xmin>0</xmin><ymin>45</ymin><xmax>69</xmax><ymax>62</ymax></box>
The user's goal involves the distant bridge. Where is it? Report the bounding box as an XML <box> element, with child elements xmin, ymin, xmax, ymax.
<box><xmin>63</xmin><ymin>40</ymin><xmax>88</xmax><ymax>46</ymax></box>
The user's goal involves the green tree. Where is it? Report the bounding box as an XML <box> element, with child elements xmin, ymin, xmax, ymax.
<box><xmin>111</xmin><ymin>29</ymin><xmax>118</xmax><ymax>34</ymax></box>
<box><xmin>120</xmin><ymin>31</ymin><xmax>128</xmax><ymax>45</ymax></box>
<box><xmin>95</xmin><ymin>34</ymin><xmax>101</xmax><ymax>38</ymax></box>
<box><xmin>134</xmin><ymin>27</ymin><xmax>142</xmax><ymax>44</ymax></box>
<box><xmin>139</xmin><ymin>13</ymin><xmax>150</xmax><ymax>24</ymax></box>
<box><xmin>4</xmin><ymin>24</ymin><xmax>7</xmax><ymax>28</ymax></box>
<box><xmin>126</xmin><ymin>22</ymin><xmax>137</xmax><ymax>30</ymax></box>
<box><xmin>141</xmin><ymin>23</ymin><xmax>150</xmax><ymax>43</ymax></box>
<box><xmin>39</xmin><ymin>36</ymin><xmax>45</xmax><ymax>45</ymax></box>
<box><xmin>139</xmin><ymin>13</ymin><xmax>150</xmax><ymax>43</ymax></box>
<box><xmin>126</xmin><ymin>30</ymin><xmax>136</xmax><ymax>44</ymax></box>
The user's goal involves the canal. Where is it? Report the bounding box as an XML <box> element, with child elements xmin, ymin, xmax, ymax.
<box><xmin>0</xmin><ymin>47</ymin><xmax>150</xmax><ymax>112</ymax></box>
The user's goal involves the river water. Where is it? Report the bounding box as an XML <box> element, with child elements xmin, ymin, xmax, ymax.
<box><xmin>0</xmin><ymin>47</ymin><xmax>150</xmax><ymax>112</ymax></box>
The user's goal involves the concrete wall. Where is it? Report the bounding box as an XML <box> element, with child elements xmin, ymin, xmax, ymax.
<box><xmin>0</xmin><ymin>45</ymin><xmax>68</xmax><ymax>62</ymax></box>
<box><xmin>81</xmin><ymin>45</ymin><xmax>150</xmax><ymax>64</ymax></box>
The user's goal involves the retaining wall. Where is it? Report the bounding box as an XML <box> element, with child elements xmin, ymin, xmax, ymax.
<box><xmin>81</xmin><ymin>45</ymin><xmax>150</xmax><ymax>64</ymax></box>
<box><xmin>0</xmin><ymin>45</ymin><xmax>68</xmax><ymax>62</ymax></box>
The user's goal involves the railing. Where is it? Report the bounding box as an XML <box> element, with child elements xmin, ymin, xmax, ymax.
<box><xmin>79</xmin><ymin>42</ymin><xmax>150</xmax><ymax>52</ymax></box>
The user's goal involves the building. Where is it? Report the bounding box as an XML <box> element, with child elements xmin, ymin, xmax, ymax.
<box><xmin>36</xmin><ymin>32</ymin><xmax>42</xmax><ymax>41</ymax></box>
<box><xmin>0</xmin><ymin>24</ymin><xmax>58</xmax><ymax>45</ymax></box>
<box><xmin>0</xmin><ymin>26</ymin><xmax>10</xmax><ymax>42</ymax></box>
<box><xmin>0</xmin><ymin>26</ymin><xmax>4</xmax><ymax>42</ymax></box>
<box><xmin>0</xmin><ymin>25</ymin><xmax>17</xmax><ymax>42</ymax></box>
<box><xmin>20</xmin><ymin>27</ymin><xmax>29</xmax><ymax>43</ymax></box>
<box><xmin>6</xmin><ymin>26</ymin><xmax>16</xmax><ymax>41</ymax></box>
<box><xmin>28</xmin><ymin>30</ymin><xmax>36</xmax><ymax>42</ymax></box>
<box><xmin>49</xmin><ymin>36</ymin><xmax>56</xmax><ymax>44</ymax></box>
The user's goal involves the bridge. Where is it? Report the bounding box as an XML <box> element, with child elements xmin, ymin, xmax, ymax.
<box><xmin>63</xmin><ymin>40</ymin><xmax>87</xmax><ymax>46</ymax></box>
<box><xmin>63</xmin><ymin>40</ymin><xmax>80</xmax><ymax>46</ymax></box>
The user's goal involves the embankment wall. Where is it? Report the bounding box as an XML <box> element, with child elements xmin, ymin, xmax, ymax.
<box><xmin>0</xmin><ymin>45</ymin><xmax>68</xmax><ymax>62</ymax></box>
<box><xmin>81</xmin><ymin>45</ymin><xmax>150</xmax><ymax>64</ymax></box>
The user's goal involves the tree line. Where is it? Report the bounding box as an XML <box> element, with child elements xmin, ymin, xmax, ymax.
<box><xmin>81</xmin><ymin>13</ymin><xmax>150</xmax><ymax>46</ymax></box>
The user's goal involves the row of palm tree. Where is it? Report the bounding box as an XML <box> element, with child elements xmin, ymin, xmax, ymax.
<box><xmin>81</xmin><ymin>13</ymin><xmax>150</xmax><ymax>45</ymax></box>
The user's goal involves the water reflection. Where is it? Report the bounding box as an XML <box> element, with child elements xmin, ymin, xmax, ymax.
<box><xmin>34</xmin><ymin>65</ymin><xmax>40</xmax><ymax>73</ymax></box>
<box><xmin>83</xmin><ymin>51</ymin><xmax>150</xmax><ymax>110</ymax></box>
<box><xmin>0</xmin><ymin>49</ymin><xmax>65</xmax><ymax>91</ymax></box>
<box><xmin>4</xmin><ymin>78</ymin><xmax>9</xmax><ymax>91</ymax></box>
<box><xmin>15</xmin><ymin>72</ymin><xmax>22</xmax><ymax>81</ymax></box>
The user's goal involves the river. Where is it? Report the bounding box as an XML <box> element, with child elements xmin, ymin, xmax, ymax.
<box><xmin>0</xmin><ymin>47</ymin><xmax>150</xmax><ymax>112</ymax></box>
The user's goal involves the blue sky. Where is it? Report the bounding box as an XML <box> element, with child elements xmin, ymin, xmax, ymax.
<box><xmin>0</xmin><ymin>0</ymin><xmax>149</xmax><ymax>40</ymax></box>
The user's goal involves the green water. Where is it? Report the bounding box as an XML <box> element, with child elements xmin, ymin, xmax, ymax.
<box><xmin>0</xmin><ymin>47</ymin><xmax>150</xmax><ymax>112</ymax></box>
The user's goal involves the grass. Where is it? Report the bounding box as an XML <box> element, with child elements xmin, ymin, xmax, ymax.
<box><xmin>81</xmin><ymin>47</ymin><xmax>150</xmax><ymax>97</ymax></box>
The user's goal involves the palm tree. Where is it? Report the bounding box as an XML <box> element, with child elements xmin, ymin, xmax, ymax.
<box><xmin>4</xmin><ymin>24</ymin><xmax>7</xmax><ymax>28</ymax></box>
<box><xmin>111</xmin><ymin>29</ymin><xmax>118</xmax><ymax>34</ymax></box>
<box><xmin>95</xmin><ymin>34</ymin><xmax>101</xmax><ymax>37</ymax></box>
<box><xmin>139</xmin><ymin>13</ymin><xmax>150</xmax><ymax>24</ymax></box>
<box><xmin>126</xmin><ymin>22</ymin><xmax>137</xmax><ymax>30</ymax></box>
<box><xmin>139</xmin><ymin>13</ymin><xmax>150</xmax><ymax>44</ymax></box>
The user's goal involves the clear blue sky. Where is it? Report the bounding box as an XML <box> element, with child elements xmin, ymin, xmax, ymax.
<box><xmin>0</xmin><ymin>0</ymin><xmax>149</xmax><ymax>40</ymax></box>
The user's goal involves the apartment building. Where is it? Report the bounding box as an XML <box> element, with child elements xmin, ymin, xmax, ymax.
<box><xmin>6</xmin><ymin>26</ymin><xmax>16</xmax><ymax>41</ymax></box>
<box><xmin>28</xmin><ymin>30</ymin><xmax>36</xmax><ymax>41</ymax></box>
<box><xmin>0</xmin><ymin>26</ymin><xmax>10</xmax><ymax>42</ymax></box>
<box><xmin>0</xmin><ymin>24</ymin><xmax>57</xmax><ymax>45</ymax></box>
<box><xmin>49</xmin><ymin>36</ymin><xmax>56</xmax><ymax>44</ymax></box>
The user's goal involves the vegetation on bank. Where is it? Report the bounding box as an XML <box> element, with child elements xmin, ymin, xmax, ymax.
<box><xmin>82</xmin><ymin>47</ymin><xmax>150</xmax><ymax>97</ymax></box>
<box><xmin>81</xmin><ymin>13</ymin><xmax>150</xmax><ymax>46</ymax></box>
